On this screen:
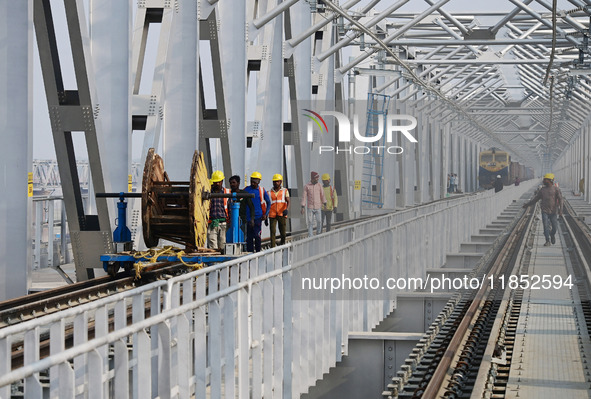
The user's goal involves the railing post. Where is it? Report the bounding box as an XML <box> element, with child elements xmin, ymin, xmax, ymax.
<box><xmin>24</xmin><ymin>327</ymin><xmax>42</xmax><ymax>397</ymax></box>
<box><xmin>47</xmin><ymin>200</ymin><xmax>54</xmax><ymax>266</ymax></box>
<box><xmin>34</xmin><ymin>201</ymin><xmax>42</xmax><ymax>269</ymax></box>
<box><xmin>0</xmin><ymin>337</ymin><xmax>10</xmax><ymax>398</ymax></box>
<box><xmin>238</xmin><ymin>287</ymin><xmax>250</xmax><ymax>398</ymax></box>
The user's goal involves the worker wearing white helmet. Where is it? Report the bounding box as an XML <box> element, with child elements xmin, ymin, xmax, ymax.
<box><xmin>522</xmin><ymin>173</ymin><xmax>563</xmax><ymax>246</ymax></box>
<box><xmin>268</xmin><ymin>174</ymin><xmax>290</xmax><ymax>247</ymax></box>
<box><xmin>493</xmin><ymin>175</ymin><xmax>504</xmax><ymax>193</ymax></box>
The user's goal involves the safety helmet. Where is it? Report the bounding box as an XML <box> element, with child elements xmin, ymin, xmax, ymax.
<box><xmin>322</xmin><ymin>173</ymin><xmax>331</xmax><ymax>180</ymax></box>
<box><xmin>211</xmin><ymin>170</ymin><xmax>224</xmax><ymax>183</ymax></box>
<box><xmin>543</xmin><ymin>173</ymin><xmax>555</xmax><ymax>180</ymax></box>
<box><xmin>250</xmin><ymin>171</ymin><xmax>262</xmax><ymax>180</ymax></box>
<box><xmin>497</xmin><ymin>175</ymin><xmax>501</xmax><ymax>178</ymax></box>
<box><xmin>272</xmin><ymin>174</ymin><xmax>283</xmax><ymax>181</ymax></box>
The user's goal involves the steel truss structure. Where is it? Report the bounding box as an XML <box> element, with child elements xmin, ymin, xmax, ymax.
<box><xmin>2</xmin><ymin>0</ymin><xmax>591</xmax><ymax>294</ymax></box>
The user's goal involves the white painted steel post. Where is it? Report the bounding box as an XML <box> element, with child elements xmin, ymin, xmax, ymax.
<box><xmin>289</xmin><ymin>1</ymin><xmax>313</xmax><ymax>231</ymax></box>
<box><xmin>313</xmin><ymin>14</ymin><xmax>336</xmax><ymax>182</ymax></box>
<box><xmin>73</xmin><ymin>312</ymin><xmax>88</xmax><ymax>399</ymax></box>
<box><xmin>587</xmin><ymin>124</ymin><xmax>591</xmax><ymax>202</ymax></box>
<box><xmin>59</xmin><ymin>362</ymin><xmax>75</xmax><ymax>398</ymax></box>
<box><xmin>24</xmin><ymin>327</ymin><xmax>42</xmax><ymax>397</ymax></box>
<box><xmin>219</xmin><ymin>0</ymin><xmax>247</xmax><ymax>178</ymax></box>
<box><xmin>48</xmin><ymin>200</ymin><xmax>54</xmax><ymax>266</ymax></box>
<box><xmin>163</xmin><ymin>0</ymin><xmax>198</xmax><ymax>179</ymax></box>
<box><xmin>90</xmin><ymin>0</ymin><xmax>131</xmax><ymax>194</ymax></box>
<box><xmin>0</xmin><ymin>0</ymin><xmax>32</xmax><ymax>299</ymax></box>
<box><xmin>87</xmin><ymin>350</ymin><xmax>103</xmax><ymax>399</ymax></box>
<box><xmin>251</xmin><ymin>0</ymin><xmax>285</xmax><ymax>193</ymax></box>
<box><xmin>34</xmin><ymin>201</ymin><xmax>42</xmax><ymax>269</ymax></box>
<box><xmin>0</xmin><ymin>337</ymin><xmax>10</xmax><ymax>398</ymax></box>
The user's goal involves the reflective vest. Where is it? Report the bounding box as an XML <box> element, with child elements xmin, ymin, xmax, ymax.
<box><xmin>322</xmin><ymin>186</ymin><xmax>336</xmax><ymax>210</ymax></box>
<box><xmin>208</xmin><ymin>188</ymin><xmax>230</xmax><ymax>223</ymax></box>
<box><xmin>258</xmin><ymin>186</ymin><xmax>267</xmax><ymax>215</ymax></box>
<box><xmin>269</xmin><ymin>188</ymin><xmax>288</xmax><ymax>218</ymax></box>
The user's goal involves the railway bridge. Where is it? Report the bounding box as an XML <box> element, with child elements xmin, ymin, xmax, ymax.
<box><xmin>2</xmin><ymin>0</ymin><xmax>591</xmax><ymax>397</ymax></box>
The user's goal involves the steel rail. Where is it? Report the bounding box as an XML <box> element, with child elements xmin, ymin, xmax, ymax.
<box><xmin>421</xmin><ymin>205</ymin><xmax>532</xmax><ymax>397</ymax></box>
<box><xmin>0</xmin><ymin>262</ymin><xmax>185</xmax><ymax>328</ymax></box>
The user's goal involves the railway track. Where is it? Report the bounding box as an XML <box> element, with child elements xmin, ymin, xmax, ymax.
<box><xmin>0</xmin><ymin>191</ymin><xmax>505</xmax><ymax>389</ymax></box>
<box><xmin>2</xmin><ymin>187</ymin><xmax>468</xmax><ymax>332</ymax></box>
<box><xmin>1</xmin><ymin>213</ymin><xmax>376</xmax><ymax>328</ymax></box>
<box><xmin>1</xmin><ymin>210</ymin><xmax>384</xmax><ymax>378</ymax></box>
<box><xmin>0</xmin><ymin>262</ymin><xmax>192</xmax><ymax>329</ymax></box>
<box><xmin>384</xmin><ymin>197</ymin><xmax>591</xmax><ymax>398</ymax></box>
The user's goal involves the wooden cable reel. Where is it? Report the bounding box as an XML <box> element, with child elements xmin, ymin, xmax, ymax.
<box><xmin>142</xmin><ymin>148</ymin><xmax>211</xmax><ymax>249</ymax></box>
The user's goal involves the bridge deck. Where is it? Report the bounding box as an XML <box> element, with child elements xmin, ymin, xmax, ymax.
<box><xmin>506</xmin><ymin>214</ymin><xmax>591</xmax><ymax>398</ymax></box>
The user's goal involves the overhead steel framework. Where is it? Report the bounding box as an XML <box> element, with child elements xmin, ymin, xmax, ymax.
<box><xmin>2</xmin><ymin>0</ymin><xmax>591</xmax><ymax>296</ymax></box>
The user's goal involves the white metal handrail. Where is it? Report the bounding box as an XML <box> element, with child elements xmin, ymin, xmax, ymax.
<box><xmin>0</xmin><ymin>181</ymin><xmax>535</xmax><ymax>398</ymax></box>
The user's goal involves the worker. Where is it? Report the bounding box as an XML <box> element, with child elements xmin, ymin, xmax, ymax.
<box><xmin>268</xmin><ymin>174</ymin><xmax>290</xmax><ymax>247</ymax></box>
<box><xmin>243</xmin><ymin>172</ymin><xmax>271</xmax><ymax>252</ymax></box>
<box><xmin>301</xmin><ymin>171</ymin><xmax>326</xmax><ymax>237</ymax></box>
<box><xmin>321</xmin><ymin>173</ymin><xmax>338</xmax><ymax>232</ymax></box>
<box><xmin>522</xmin><ymin>173</ymin><xmax>563</xmax><ymax>246</ymax></box>
<box><xmin>228</xmin><ymin>175</ymin><xmax>255</xmax><ymax>241</ymax></box>
<box><xmin>207</xmin><ymin>171</ymin><xmax>230</xmax><ymax>253</ymax></box>
<box><xmin>493</xmin><ymin>175</ymin><xmax>504</xmax><ymax>193</ymax></box>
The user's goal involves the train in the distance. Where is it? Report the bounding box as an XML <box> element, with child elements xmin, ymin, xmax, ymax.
<box><xmin>478</xmin><ymin>148</ymin><xmax>534</xmax><ymax>188</ymax></box>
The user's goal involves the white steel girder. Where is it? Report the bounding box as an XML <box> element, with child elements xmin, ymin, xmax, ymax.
<box><xmin>16</xmin><ymin>0</ymin><xmax>591</xmax><ymax>291</ymax></box>
<box><xmin>0</xmin><ymin>1</ymin><xmax>32</xmax><ymax>299</ymax></box>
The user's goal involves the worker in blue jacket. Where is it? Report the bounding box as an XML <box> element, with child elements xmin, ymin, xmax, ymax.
<box><xmin>243</xmin><ymin>172</ymin><xmax>271</xmax><ymax>252</ymax></box>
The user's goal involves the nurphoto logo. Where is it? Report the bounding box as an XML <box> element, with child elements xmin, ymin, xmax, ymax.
<box><xmin>302</xmin><ymin>108</ymin><xmax>418</xmax><ymax>155</ymax></box>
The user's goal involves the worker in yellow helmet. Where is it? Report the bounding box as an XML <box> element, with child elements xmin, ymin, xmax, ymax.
<box><xmin>321</xmin><ymin>173</ymin><xmax>338</xmax><ymax>232</ymax></box>
<box><xmin>208</xmin><ymin>171</ymin><xmax>230</xmax><ymax>253</ymax></box>
<box><xmin>243</xmin><ymin>171</ymin><xmax>271</xmax><ymax>252</ymax></box>
<box><xmin>268</xmin><ymin>174</ymin><xmax>290</xmax><ymax>247</ymax></box>
<box><xmin>522</xmin><ymin>173</ymin><xmax>563</xmax><ymax>246</ymax></box>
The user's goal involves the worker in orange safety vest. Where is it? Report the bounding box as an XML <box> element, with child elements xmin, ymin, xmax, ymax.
<box><xmin>268</xmin><ymin>174</ymin><xmax>290</xmax><ymax>247</ymax></box>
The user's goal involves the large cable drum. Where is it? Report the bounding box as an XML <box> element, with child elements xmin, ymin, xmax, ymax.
<box><xmin>142</xmin><ymin>148</ymin><xmax>211</xmax><ymax>249</ymax></box>
<box><xmin>190</xmin><ymin>151</ymin><xmax>210</xmax><ymax>248</ymax></box>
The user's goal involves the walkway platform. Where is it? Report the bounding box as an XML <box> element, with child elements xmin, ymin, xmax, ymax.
<box><xmin>30</xmin><ymin>263</ymin><xmax>76</xmax><ymax>291</ymax></box>
<box><xmin>505</xmin><ymin>210</ymin><xmax>591</xmax><ymax>398</ymax></box>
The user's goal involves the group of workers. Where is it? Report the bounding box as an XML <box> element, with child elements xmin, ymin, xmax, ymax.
<box><xmin>301</xmin><ymin>171</ymin><xmax>339</xmax><ymax>238</ymax></box>
<box><xmin>209</xmin><ymin>167</ymin><xmax>564</xmax><ymax>252</ymax></box>
<box><xmin>207</xmin><ymin>170</ymin><xmax>338</xmax><ymax>253</ymax></box>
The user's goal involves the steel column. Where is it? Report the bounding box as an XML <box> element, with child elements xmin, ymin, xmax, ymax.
<box><xmin>219</xmin><ymin>0</ymin><xmax>247</xmax><ymax>179</ymax></box>
<box><xmin>90</xmin><ymin>0</ymin><xmax>131</xmax><ymax>193</ymax></box>
<box><xmin>34</xmin><ymin>0</ymin><xmax>113</xmax><ymax>280</ymax></box>
<box><xmin>0</xmin><ymin>1</ymin><xmax>32</xmax><ymax>299</ymax></box>
<box><xmin>163</xmin><ymin>0</ymin><xmax>199</xmax><ymax>179</ymax></box>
